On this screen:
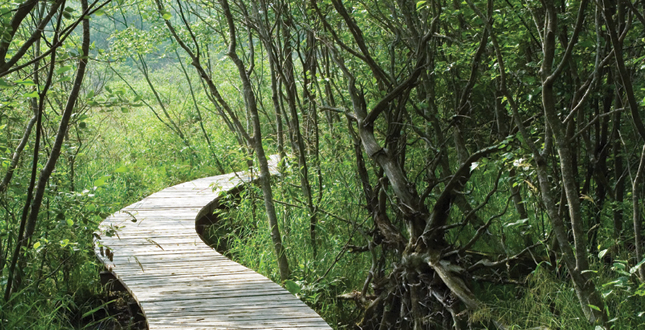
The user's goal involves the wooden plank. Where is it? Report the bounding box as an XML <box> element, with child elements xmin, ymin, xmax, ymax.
<box><xmin>146</xmin><ymin>318</ymin><xmax>329</xmax><ymax>328</ymax></box>
<box><xmin>149</xmin><ymin>326</ymin><xmax>328</xmax><ymax>330</ymax></box>
<box><xmin>95</xmin><ymin>156</ymin><xmax>331</xmax><ymax>330</ymax></box>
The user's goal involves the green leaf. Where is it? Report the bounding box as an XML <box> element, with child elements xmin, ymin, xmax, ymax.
<box><xmin>598</xmin><ymin>249</ymin><xmax>609</xmax><ymax>259</ymax></box>
<box><xmin>24</xmin><ymin>91</ymin><xmax>38</xmax><ymax>98</ymax></box>
<box><xmin>284</xmin><ymin>280</ymin><xmax>301</xmax><ymax>294</ymax></box>
<box><xmin>603</xmin><ymin>279</ymin><xmax>622</xmax><ymax>287</ymax></box>
<box><xmin>588</xmin><ymin>304</ymin><xmax>601</xmax><ymax>311</ymax></box>
<box><xmin>33</xmin><ymin>242</ymin><xmax>41</xmax><ymax>249</ymax></box>
<box><xmin>55</xmin><ymin>65</ymin><xmax>72</xmax><ymax>74</ymax></box>
<box><xmin>601</xmin><ymin>289</ymin><xmax>612</xmax><ymax>298</ymax></box>
<box><xmin>114</xmin><ymin>165</ymin><xmax>128</xmax><ymax>173</ymax></box>
<box><xmin>630</xmin><ymin>258</ymin><xmax>645</xmax><ymax>274</ymax></box>
<box><xmin>505</xmin><ymin>218</ymin><xmax>528</xmax><ymax>228</ymax></box>
<box><xmin>416</xmin><ymin>1</ymin><xmax>427</xmax><ymax>9</ymax></box>
<box><xmin>636</xmin><ymin>283</ymin><xmax>645</xmax><ymax>296</ymax></box>
<box><xmin>0</xmin><ymin>78</ymin><xmax>11</xmax><ymax>88</ymax></box>
<box><xmin>613</xmin><ymin>262</ymin><xmax>626</xmax><ymax>271</ymax></box>
<box><xmin>66</xmin><ymin>219</ymin><xmax>74</xmax><ymax>226</ymax></box>
<box><xmin>162</xmin><ymin>12</ymin><xmax>172</xmax><ymax>20</ymax></box>
<box><xmin>15</xmin><ymin>79</ymin><xmax>35</xmax><ymax>86</ymax></box>
<box><xmin>94</xmin><ymin>175</ymin><xmax>111</xmax><ymax>187</ymax></box>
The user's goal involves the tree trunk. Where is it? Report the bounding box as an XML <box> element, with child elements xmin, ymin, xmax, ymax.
<box><xmin>5</xmin><ymin>0</ymin><xmax>90</xmax><ymax>300</ymax></box>
<box><xmin>633</xmin><ymin>144</ymin><xmax>645</xmax><ymax>280</ymax></box>
<box><xmin>220</xmin><ymin>0</ymin><xmax>290</xmax><ymax>281</ymax></box>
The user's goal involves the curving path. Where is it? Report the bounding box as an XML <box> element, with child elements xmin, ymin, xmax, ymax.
<box><xmin>95</xmin><ymin>156</ymin><xmax>332</xmax><ymax>329</ymax></box>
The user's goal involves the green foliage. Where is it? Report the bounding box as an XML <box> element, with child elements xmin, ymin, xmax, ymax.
<box><xmin>4</xmin><ymin>0</ymin><xmax>645</xmax><ymax>328</ymax></box>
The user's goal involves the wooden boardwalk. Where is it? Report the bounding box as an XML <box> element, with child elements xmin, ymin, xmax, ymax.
<box><xmin>95</xmin><ymin>157</ymin><xmax>332</xmax><ymax>329</ymax></box>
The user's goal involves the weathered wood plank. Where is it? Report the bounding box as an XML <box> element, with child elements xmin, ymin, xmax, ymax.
<box><xmin>95</xmin><ymin>156</ymin><xmax>331</xmax><ymax>329</ymax></box>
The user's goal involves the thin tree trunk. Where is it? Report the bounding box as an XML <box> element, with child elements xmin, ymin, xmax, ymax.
<box><xmin>175</xmin><ymin>49</ymin><xmax>225</xmax><ymax>173</ymax></box>
<box><xmin>613</xmin><ymin>94</ymin><xmax>625</xmax><ymax>241</ymax></box>
<box><xmin>3</xmin><ymin>12</ymin><xmax>52</xmax><ymax>299</ymax></box>
<box><xmin>220</xmin><ymin>0</ymin><xmax>290</xmax><ymax>280</ymax></box>
<box><xmin>23</xmin><ymin>0</ymin><xmax>90</xmax><ymax>248</ymax></box>
<box><xmin>600</xmin><ymin>0</ymin><xmax>645</xmax><ymax>140</ymax></box>
<box><xmin>0</xmin><ymin>115</ymin><xmax>36</xmax><ymax>194</ymax></box>
<box><xmin>136</xmin><ymin>54</ymin><xmax>198</xmax><ymax>161</ymax></box>
<box><xmin>467</xmin><ymin>0</ymin><xmax>607</xmax><ymax>322</ymax></box>
<box><xmin>5</xmin><ymin>0</ymin><xmax>90</xmax><ymax>300</ymax></box>
<box><xmin>280</xmin><ymin>14</ymin><xmax>318</xmax><ymax>257</ymax></box>
<box><xmin>633</xmin><ymin>144</ymin><xmax>645</xmax><ymax>280</ymax></box>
